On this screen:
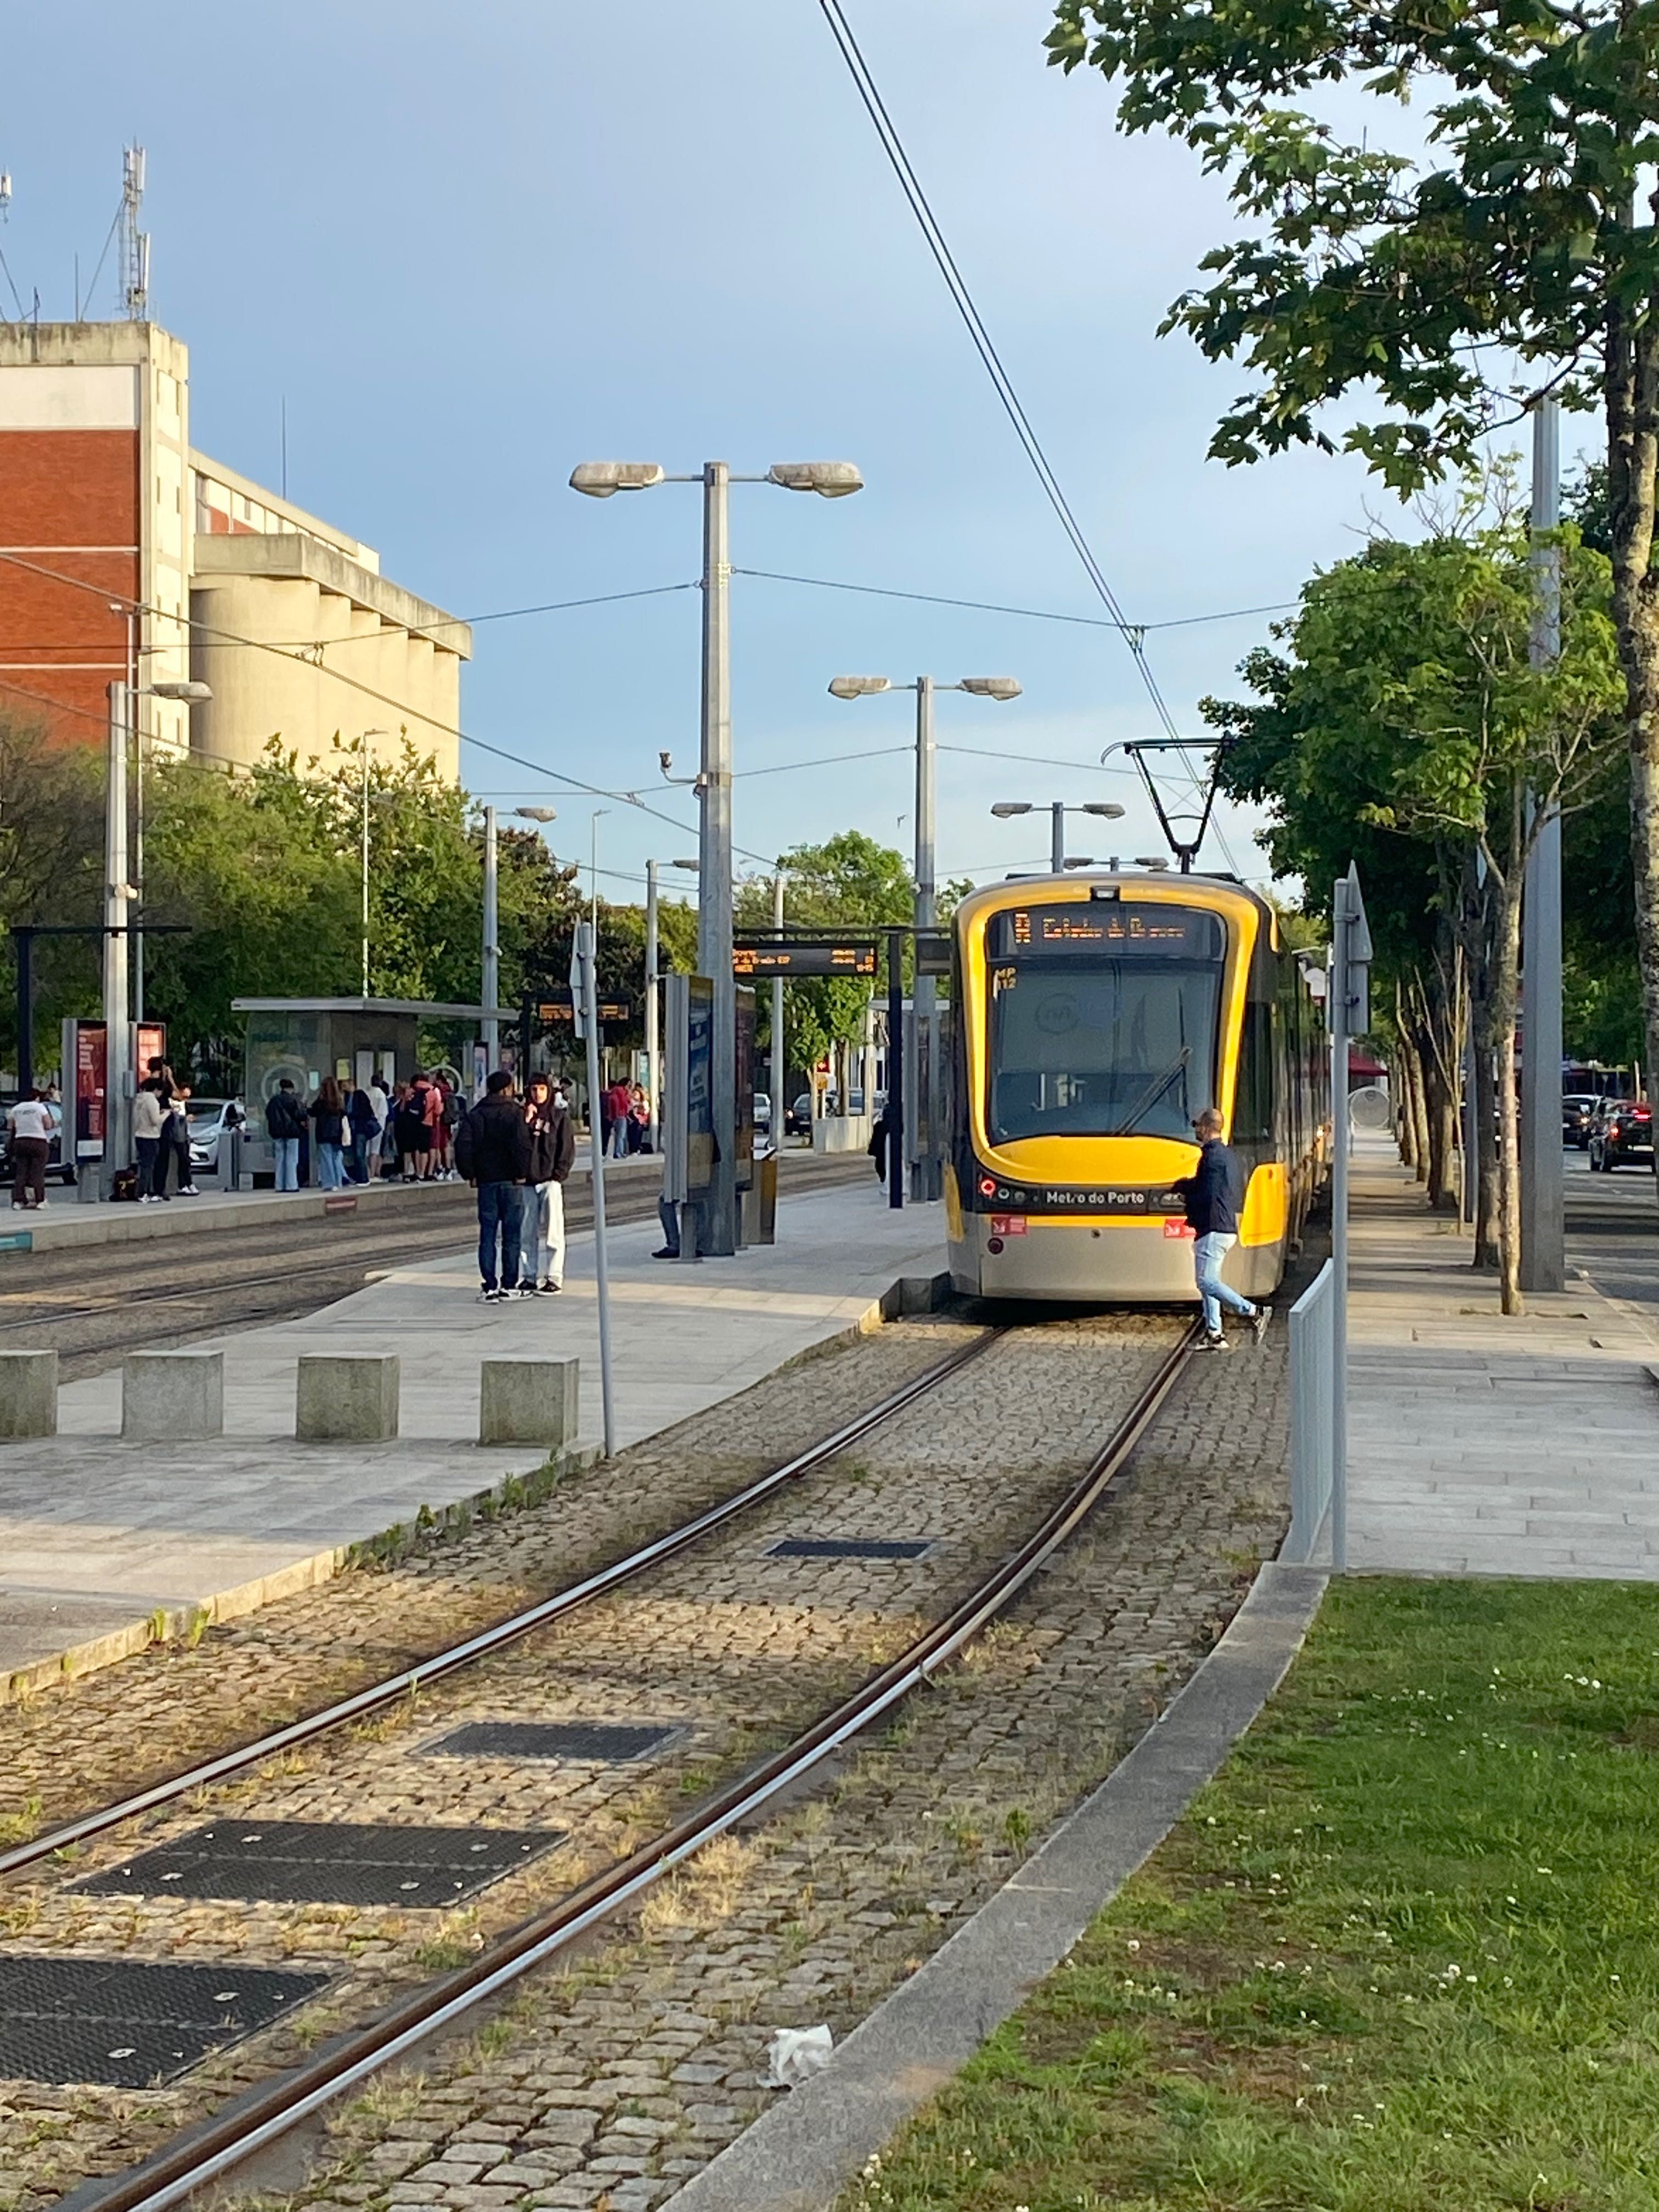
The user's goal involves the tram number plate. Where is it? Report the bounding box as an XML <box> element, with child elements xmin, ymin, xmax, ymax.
<box><xmin>990</xmin><ymin>1214</ymin><xmax>1027</xmax><ymax>1236</ymax></box>
<box><xmin>1163</xmin><ymin>1218</ymin><xmax>1195</xmax><ymax>1238</ymax></box>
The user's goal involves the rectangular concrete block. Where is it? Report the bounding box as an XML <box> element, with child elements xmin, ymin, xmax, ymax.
<box><xmin>0</xmin><ymin>1350</ymin><xmax>56</xmax><ymax>1438</ymax></box>
<box><xmin>296</xmin><ymin>1355</ymin><xmax>399</xmax><ymax>1442</ymax></box>
<box><xmin>122</xmin><ymin>1351</ymin><xmax>224</xmax><ymax>1442</ymax></box>
<box><xmin>479</xmin><ymin>1358</ymin><xmax>580</xmax><ymax>1447</ymax></box>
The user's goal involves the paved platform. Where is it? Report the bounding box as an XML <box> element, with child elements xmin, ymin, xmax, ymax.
<box><xmin>1348</xmin><ymin>1138</ymin><xmax>1659</xmax><ymax>1579</ymax></box>
<box><xmin>0</xmin><ymin>1178</ymin><xmax>946</xmax><ymax>1697</ymax></box>
<box><xmin>0</xmin><ymin>1149</ymin><xmax>660</xmax><ymax>1252</ymax></box>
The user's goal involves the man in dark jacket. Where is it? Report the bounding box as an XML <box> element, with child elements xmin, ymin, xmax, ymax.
<box><xmin>1176</xmin><ymin>1107</ymin><xmax>1271</xmax><ymax>1352</ymax></box>
<box><xmin>455</xmin><ymin>1070</ymin><xmax>533</xmax><ymax>1301</ymax></box>
<box><xmin>518</xmin><ymin>1075</ymin><xmax>576</xmax><ymax>1294</ymax></box>
<box><xmin>264</xmin><ymin>1079</ymin><xmax>307</xmax><ymax>1192</ymax></box>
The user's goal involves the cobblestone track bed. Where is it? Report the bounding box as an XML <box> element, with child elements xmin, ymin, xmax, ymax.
<box><xmin>0</xmin><ymin>1319</ymin><xmax>962</xmax><ymax>1839</ymax></box>
<box><xmin>0</xmin><ymin>1313</ymin><xmax>1192</xmax><ymax>2209</ymax></box>
<box><xmin>244</xmin><ymin>1310</ymin><xmax>1289</xmax><ymax>2212</ymax></box>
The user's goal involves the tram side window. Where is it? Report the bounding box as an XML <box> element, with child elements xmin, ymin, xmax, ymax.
<box><xmin>1234</xmin><ymin>1000</ymin><xmax>1274</xmax><ymax>1145</ymax></box>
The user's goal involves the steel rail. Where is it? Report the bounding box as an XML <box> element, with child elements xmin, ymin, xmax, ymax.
<box><xmin>1</xmin><ymin>1327</ymin><xmax>1001</xmax><ymax>1881</ymax></box>
<box><xmin>62</xmin><ymin>1320</ymin><xmax>1195</xmax><ymax>2212</ymax></box>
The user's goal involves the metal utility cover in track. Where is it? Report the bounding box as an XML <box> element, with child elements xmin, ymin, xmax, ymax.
<box><xmin>72</xmin><ymin>1821</ymin><xmax>563</xmax><ymax>1907</ymax></box>
<box><xmin>768</xmin><ymin>1537</ymin><xmax>932</xmax><ymax>1561</ymax></box>
<box><xmin>427</xmin><ymin>1720</ymin><xmax>681</xmax><ymax>1763</ymax></box>
<box><xmin>0</xmin><ymin>1954</ymin><xmax>330</xmax><ymax>2087</ymax></box>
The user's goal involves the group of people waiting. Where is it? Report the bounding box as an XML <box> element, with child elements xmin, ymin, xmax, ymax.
<box><xmin>262</xmin><ymin>1069</ymin><xmax>468</xmax><ymax>1190</ymax></box>
<box><xmin>599</xmin><ymin>1077</ymin><xmax>651</xmax><ymax>1158</ymax></box>
<box><xmin>132</xmin><ymin>1057</ymin><xmax>226</xmax><ymax>1203</ymax></box>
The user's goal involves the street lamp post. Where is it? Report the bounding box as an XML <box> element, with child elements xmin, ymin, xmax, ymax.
<box><xmin>103</xmin><ymin>673</ymin><xmax>209</xmax><ymax>1198</ymax></box>
<box><xmin>358</xmin><ymin>730</ymin><xmax>390</xmax><ymax>998</ymax></box>
<box><xmin>830</xmin><ymin>672</ymin><xmax>1022</xmax><ymax>1197</ymax></box>
<box><xmin>482</xmin><ymin>805</ymin><xmax>500</xmax><ymax>1069</ymax></box>
<box><xmin>645</xmin><ymin>856</ymin><xmax>698</xmax><ymax>1156</ymax></box>
<box><xmin>572</xmin><ymin>455</ymin><xmax>862</xmax><ymax>1255</ymax></box>
<box><xmin>990</xmin><ymin>798</ymin><xmax>1125</xmax><ymax>874</ymax></box>
<box><xmin>512</xmin><ymin>806</ymin><xmax>559</xmax><ymax>1080</ymax></box>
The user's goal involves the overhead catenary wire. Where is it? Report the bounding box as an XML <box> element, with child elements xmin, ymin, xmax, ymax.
<box><xmin>733</xmin><ymin>567</ymin><xmax>1294</xmax><ymax>636</ymax></box>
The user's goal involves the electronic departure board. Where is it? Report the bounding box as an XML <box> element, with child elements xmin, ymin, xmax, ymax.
<box><xmin>991</xmin><ymin>904</ymin><xmax>1224</xmax><ymax>961</ymax></box>
<box><xmin>733</xmin><ymin>938</ymin><xmax>878</xmax><ymax>978</ymax></box>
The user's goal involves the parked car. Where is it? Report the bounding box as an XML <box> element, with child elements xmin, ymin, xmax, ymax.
<box><xmin>185</xmin><ymin>1098</ymin><xmax>246</xmax><ymax>1180</ymax></box>
<box><xmin>753</xmin><ymin>1092</ymin><xmax>772</xmax><ymax>1138</ymax></box>
<box><xmin>1588</xmin><ymin>1097</ymin><xmax>1654</xmax><ymax>1171</ymax></box>
<box><xmin>0</xmin><ymin>1095</ymin><xmax>74</xmax><ymax>1186</ymax></box>
<box><xmin>1562</xmin><ymin>1093</ymin><xmax>1602</xmax><ymax>1148</ymax></box>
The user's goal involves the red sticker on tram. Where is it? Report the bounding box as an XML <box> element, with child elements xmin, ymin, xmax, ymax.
<box><xmin>990</xmin><ymin>1214</ymin><xmax>1028</xmax><ymax>1236</ymax></box>
<box><xmin>1163</xmin><ymin>1217</ymin><xmax>1194</xmax><ymax>1239</ymax></box>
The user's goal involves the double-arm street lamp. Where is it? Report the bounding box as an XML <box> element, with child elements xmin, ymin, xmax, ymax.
<box><xmin>571</xmin><ymin>458</ymin><xmax>862</xmax><ymax>1252</ymax></box>
<box><xmin>830</xmin><ymin>673</ymin><xmax>1022</xmax><ymax>1198</ymax></box>
<box><xmin>991</xmin><ymin>798</ymin><xmax>1125</xmax><ymax>875</ymax></box>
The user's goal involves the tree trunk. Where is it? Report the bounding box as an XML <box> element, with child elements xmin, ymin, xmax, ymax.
<box><xmin>1393</xmin><ymin>980</ymin><xmax>1418</xmax><ymax>1169</ymax></box>
<box><xmin>1471</xmin><ymin>986</ymin><xmax>1500</xmax><ymax>1271</ymax></box>
<box><xmin>1607</xmin><ymin>307</ymin><xmax>1659</xmax><ymax>1107</ymax></box>
<box><xmin>1398</xmin><ymin>1026</ymin><xmax>1424</xmax><ymax>1175</ymax></box>
<box><xmin>1488</xmin><ymin>877</ymin><xmax>1525</xmax><ymax>1316</ymax></box>
<box><xmin>1422</xmin><ymin>1040</ymin><xmax>1459</xmax><ymax>1213</ymax></box>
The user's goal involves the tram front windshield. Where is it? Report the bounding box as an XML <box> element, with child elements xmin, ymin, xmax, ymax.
<box><xmin>985</xmin><ymin>902</ymin><xmax>1225</xmax><ymax>1143</ymax></box>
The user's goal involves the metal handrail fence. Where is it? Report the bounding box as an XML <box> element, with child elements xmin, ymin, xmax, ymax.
<box><xmin>1285</xmin><ymin>1258</ymin><xmax>1336</xmax><ymax>1563</ymax></box>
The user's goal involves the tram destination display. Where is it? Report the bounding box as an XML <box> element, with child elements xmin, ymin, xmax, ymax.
<box><xmin>733</xmin><ymin>936</ymin><xmax>878</xmax><ymax>978</ymax></box>
<box><xmin>991</xmin><ymin>904</ymin><xmax>1224</xmax><ymax>960</ymax></box>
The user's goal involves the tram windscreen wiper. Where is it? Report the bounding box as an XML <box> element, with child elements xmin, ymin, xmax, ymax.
<box><xmin>1105</xmin><ymin>1047</ymin><xmax>1191</xmax><ymax>1137</ymax></box>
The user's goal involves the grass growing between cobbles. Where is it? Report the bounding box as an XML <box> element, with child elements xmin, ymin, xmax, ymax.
<box><xmin>844</xmin><ymin>1577</ymin><xmax>1659</xmax><ymax>2211</ymax></box>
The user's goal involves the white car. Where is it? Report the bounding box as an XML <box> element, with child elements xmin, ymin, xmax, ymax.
<box><xmin>186</xmin><ymin>1098</ymin><xmax>247</xmax><ymax>1179</ymax></box>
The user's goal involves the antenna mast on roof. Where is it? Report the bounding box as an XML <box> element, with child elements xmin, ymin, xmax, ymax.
<box><xmin>120</xmin><ymin>145</ymin><xmax>149</xmax><ymax>320</ymax></box>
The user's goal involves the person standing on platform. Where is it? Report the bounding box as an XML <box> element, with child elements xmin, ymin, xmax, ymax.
<box><xmin>132</xmin><ymin>1078</ymin><xmax>166</xmax><ymax>1201</ymax></box>
<box><xmin>309</xmin><ymin>1077</ymin><xmax>347</xmax><ymax>1190</ymax></box>
<box><xmin>364</xmin><ymin>1073</ymin><xmax>390</xmax><ymax>1180</ymax></box>
<box><xmin>265</xmin><ymin>1078</ymin><xmax>305</xmax><ymax>1192</ymax></box>
<box><xmin>148</xmin><ymin>1057</ymin><xmax>198</xmax><ymax>1198</ymax></box>
<box><xmin>455</xmin><ymin>1069</ymin><xmax>532</xmax><ymax>1300</ymax></box>
<box><xmin>1175</xmin><ymin>1107</ymin><xmax>1271</xmax><ymax>1352</ymax></box>
<box><xmin>346</xmin><ymin>1079</ymin><xmax>380</xmax><ymax>1184</ymax></box>
<box><xmin>8</xmin><ymin>1088</ymin><xmax>53</xmax><ymax>1209</ymax></box>
<box><xmin>518</xmin><ymin>1073</ymin><xmax>575</xmax><ymax>1294</ymax></box>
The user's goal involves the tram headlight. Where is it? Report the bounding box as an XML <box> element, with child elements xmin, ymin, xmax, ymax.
<box><xmin>978</xmin><ymin>1175</ymin><xmax>996</xmax><ymax>1197</ymax></box>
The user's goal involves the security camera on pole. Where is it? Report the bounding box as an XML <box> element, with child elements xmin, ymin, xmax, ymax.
<box><xmin>1328</xmin><ymin>861</ymin><xmax>1372</xmax><ymax>1570</ymax></box>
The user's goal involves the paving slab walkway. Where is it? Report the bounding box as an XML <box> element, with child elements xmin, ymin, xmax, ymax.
<box><xmin>1348</xmin><ymin>1136</ymin><xmax>1659</xmax><ymax>1578</ymax></box>
<box><xmin>0</xmin><ymin>1178</ymin><xmax>945</xmax><ymax>1695</ymax></box>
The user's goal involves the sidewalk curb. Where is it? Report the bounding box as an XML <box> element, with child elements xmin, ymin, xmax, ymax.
<box><xmin>0</xmin><ymin>1442</ymin><xmax>602</xmax><ymax>1708</ymax></box>
<box><xmin>662</xmin><ymin>1560</ymin><xmax>1328</xmax><ymax>2212</ymax></box>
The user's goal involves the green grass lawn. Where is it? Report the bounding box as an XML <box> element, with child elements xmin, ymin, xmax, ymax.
<box><xmin>844</xmin><ymin>1578</ymin><xmax>1659</xmax><ymax>2211</ymax></box>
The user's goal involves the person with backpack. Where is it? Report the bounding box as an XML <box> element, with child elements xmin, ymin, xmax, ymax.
<box><xmin>396</xmin><ymin>1075</ymin><xmax>432</xmax><ymax>1182</ymax></box>
<box><xmin>455</xmin><ymin>1069</ymin><xmax>533</xmax><ymax>1300</ymax></box>
<box><xmin>346</xmin><ymin>1078</ymin><xmax>381</xmax><ymax>1184</ymax></box>
<box><xmin>518</xmin><ymin>1073</ymin><xmax>576</xmax><ymax>1294</ymax></box>
<box><xmin>264</xmin><ymin>1077</ymin><xmax>306</xmax><ymax>1192</ymax></box>
<box><xmin>1174</xmin><ymin>1105</ymin><xmax>1272</xmax><ymax>1352</ymax></box>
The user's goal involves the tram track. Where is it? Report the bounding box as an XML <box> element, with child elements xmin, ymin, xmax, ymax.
<box><xmin>4</xmin><ymin>1314</ymin><xmax>1199</xmax><ymax>2212</ymax></box>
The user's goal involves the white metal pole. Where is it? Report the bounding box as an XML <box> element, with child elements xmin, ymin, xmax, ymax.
<box><xmin>645</xmin><ymin>860</ymin><xmax>661</xmax><ymax>1155</ymax></box>
<box><xmin>699</xmin><ymin>461</ymin><xmax>736</xmax><ymax>1255</ymax></box>
<box><xmin>128</xmin><ymin>613</ymin><xmax>144</xmax><ymax>1024</ymax></box>
<box><xmin>360</xmin><ymin>742</ymin><xmax>371</xmax><ymax>1001</ymax></box>
<box><xmin>1330</xmin><ymin>887</ymin><xmax>1350</xmax><ymax>1571</ymax></box>
<box><xmin>579</xmin><ymin>919</ymin><xmax>617</xmax><ymax>1457</ymax></box>
<box><xmin>912</xmin><ymin>676</ymin><xmax>938</xmax><ymax>1199</ymax></box>
<box><xmin>482</xmin><ymin>805</ymin><xmax>499</xmax><ymax>1068</ymax></box>
<box><xmin>770</xmin><ymin>867</ymin><xmax>785</xmax><ymax>1156</ymax></box>
<box><xmin>1051</xmin><ymin>802</ymin><xmax>1065</xmax><ymax>877</ymax></box>
<box><xmin>103</xmin><ymin>680</ymin><xmax>132</xmax><ymax>1199</ymax></box>
<box><xmin>1520</xmin><ymin>393</ymin><xmax>1564</xmax><ymax>1291</ymax></box>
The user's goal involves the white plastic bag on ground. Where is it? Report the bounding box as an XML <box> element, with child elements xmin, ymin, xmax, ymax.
<box><xmin>765</xmin><ymin>2023</ymin><xmax>833</xmax><ymax>2089</ymax></box>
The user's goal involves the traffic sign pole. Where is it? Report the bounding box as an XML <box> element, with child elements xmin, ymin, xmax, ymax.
<box><xmin>576</xmin><ymin>920</ymin><xmax>616</xmax><ymax>1457</ymax></box>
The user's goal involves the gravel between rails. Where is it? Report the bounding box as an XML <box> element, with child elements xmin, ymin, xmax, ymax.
<box><xmin>0</xmin><ymin>1308</ymin><xmax>1263</xmax><ymax>2212</ymax></box>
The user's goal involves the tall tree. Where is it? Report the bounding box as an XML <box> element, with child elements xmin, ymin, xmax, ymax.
<box><xmin>1048</xmin><ymin>0</ymin><xmax>1659</xmax><ymax>1094</ymax></box>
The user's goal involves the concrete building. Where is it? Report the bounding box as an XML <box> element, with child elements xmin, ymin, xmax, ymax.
<box><xmin>0</xmin><ymin>320</ymin><xmax>469</xmax><ymax>778</ymax></box>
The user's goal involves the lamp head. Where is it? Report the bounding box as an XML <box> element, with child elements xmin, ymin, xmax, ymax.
<box><xmin>959</xmin><ymin>676</ymin><xmax>1022</xmax><ymax>701</ymax></box>
<box><xmin>569</xmin><ymin>460</ymin><xmax>666</xmax><ymax>498</ymax></box>
<box><xmin>1083</xmin><ymin>801</ymin><xmax>1126</xmax><ymax>819</ymax></box>
<box><xmin>990</xmin><ymin>801</ymin><xmax>1033</xmax><ymax>819</ymax></box>
<box><xmin>150</xmin><ymin>680</ymin><xmax>212</xmax><ymax>703</ymax></box>
<box><xmin>767</xmin><ymin>460</ymin><xmax>863</xmax><ymax>497</ymax></box>
<box><xmin>671</xmin><ymin>857</ymin><xmax>699</xmax><ymax>871</ymax></box>
<box><xmin>828</xmin><ymin>675</ymin><xmax>891</xmax><ymax>699</ymax></box>
<box><xmin>515</xmin><ymin>806</ymin><xmax>558</xmax><ymax>823</ymax></box>
<box><xmin>1135</xmin><ymin>855</ymin><xmax>1171</xmax><ymax>872</ymax></box>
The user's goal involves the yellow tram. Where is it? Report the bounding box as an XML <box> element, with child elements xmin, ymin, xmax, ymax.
<box><xmin>944</xmin><ymin>872</ymin><xmax>1328</xmax><ymax>1304</ymax></box>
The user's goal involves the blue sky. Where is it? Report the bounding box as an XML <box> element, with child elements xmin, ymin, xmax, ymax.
<box><xmin>7</xmin><ymin>1</ymin><xmax>1439</xmax><ymax>904</ymax></box>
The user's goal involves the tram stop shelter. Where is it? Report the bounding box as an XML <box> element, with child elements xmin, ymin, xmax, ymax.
<box><xmin>232</xmin><ymin>996</ymin><xmax>517</xmax><ymax>1177</ymax></box>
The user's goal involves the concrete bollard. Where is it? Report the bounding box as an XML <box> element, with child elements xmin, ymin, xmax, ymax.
<box><xmin>0</xmin><ymin>1349</ymin><xmax>57</xmax><ymax>1439</ymax></box>
<box><xmin>296</xmin><ymin>1355</ymin><xmax>399</xmax><ymax>1442</ymax></box>
<box><xmin>479</xmin><ymin>1358</ymin><xmax>580</xmax><ymax>1448</ymax></box>
<box><xmin>122</xmin><ymin>1351</ymin><xmax>224</xmax><ymax>1442</ymax></box>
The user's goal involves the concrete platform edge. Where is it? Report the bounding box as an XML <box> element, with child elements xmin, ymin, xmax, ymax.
<box><xmin>662</xmin><ymin>1559</ymin><xmax>1329</xmax><ymax>2212</ymax></box>
<box><xmin>0</xmin><ymin>1440</ymin><xmax>603</xmax><ymax>1708</ymax></box>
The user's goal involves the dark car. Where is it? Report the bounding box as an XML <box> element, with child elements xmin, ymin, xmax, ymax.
<box><xmin>1588</xmin><ymin>1097</ymin><xmax>1654</xmax><ymax>1171</ymax></box>
<box><xmin>1562</xmin><ymin>1093</ymin><xmax>1601</xmax><ymax>1148</ymax></box>
<box><xmin>0</xmin><ymin>1096</ymin><xmax>74</xmax><ymax>1187</ymax></box>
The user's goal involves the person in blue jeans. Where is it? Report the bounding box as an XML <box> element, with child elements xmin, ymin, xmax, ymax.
<box><xmin>308</xmin><ymin>1077</ymin><xmax>347</xmax><ymax>1190</ymax></box>
<box><xmin>264</xmin><ymin>1078</ymin><xmax>306</xmax><ymax>1191</ymax></box>
<box><xmin>455</xmin><ymin>1069</ymin><xmax>533</xmax><ymax>1300</ymax></box>
<box><xmin>1176</xmin><ymin>1107</ymin><xmax>1271</xmax><ymax>1352</ymax></box>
